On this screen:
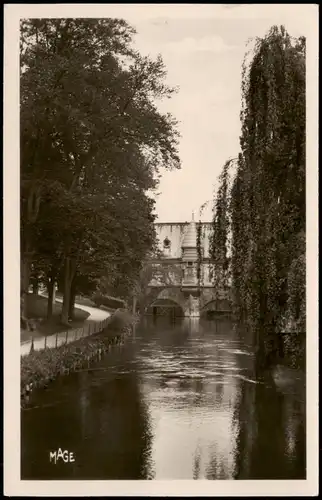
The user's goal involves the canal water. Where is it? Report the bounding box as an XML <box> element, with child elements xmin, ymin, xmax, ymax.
<box><xmin>21</xmin><ymin>317</ymin><xmax>306</xmax><ymax>480</ymax></box>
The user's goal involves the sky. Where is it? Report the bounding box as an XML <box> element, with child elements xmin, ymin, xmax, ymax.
<box><xmin>99</xmin><ymin>4</ymin><xmax>311</xmax><ymax>223</ymax></box>
<box><xmin>16</xmin><ymin>4</ymin><xmax>315</xmax><ymax>223</ymax></box>
<box><xmin>14</xmin><ymin>4</ymin><xmax>315</xmax><ymax>224</ymax></box>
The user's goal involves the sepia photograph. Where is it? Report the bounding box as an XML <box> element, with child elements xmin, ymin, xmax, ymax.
<box><xmin>4</xmin><ymin>3</ymin><xmax>318</xmax><ymax>497</ymax></box>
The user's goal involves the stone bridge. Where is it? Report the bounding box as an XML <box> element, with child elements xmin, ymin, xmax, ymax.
<box><xmin>144</xmin><ymin>216</ymin><xmax>232</xmax><ymax>318</ymax></box>
<box><xmin>145</xmin><ymin>286</ymin><xmax>232</xmax><ymax>318</ymax></box>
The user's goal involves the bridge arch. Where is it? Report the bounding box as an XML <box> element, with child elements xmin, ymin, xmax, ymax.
<box><xmin>146</xmin><ymin>297</ymin><xmax>184</xmax><ymax>317</ymax></box>
<box><xmin>200</xmin><ymin>298</ymin><xmax>232</xmax><ymax>318</ymax></box>
<box><xmin>143</xmin><ymin>285</ymin><xmax>233</xmax><ymax>318</ymax></box>
<box><xmin>199</xmin><ymin>287</ymin><xmax>232</xmax><ymax>309</ymax></box>
<box><xmin>144</xmin><ymin>287</ymin><xmax>186</xmax><ymax>317</ymax></box>
<box><xmin>146</xmin><ymin>287</ymin><xmax>186</xmax><ymax>308</ymax></box>
<box><xmin>202</xmin><ymin>298</ymin><xmax>231</xmax><ymax>311</ymax></box>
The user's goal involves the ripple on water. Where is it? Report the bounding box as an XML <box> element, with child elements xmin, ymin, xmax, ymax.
<box><xmin>219</xmin><ymin>348</ymin><xmax>254</xmax><ymax>356</ymax></box>
<box><xmin>228</xmin><ymin>373</ymin><xmax>260</xmax><ymax>384</ymax></box>
<box><xmin>21</xmin><ymin>318</ymin><xmax>306</xmax><ymax>481</ymax></box>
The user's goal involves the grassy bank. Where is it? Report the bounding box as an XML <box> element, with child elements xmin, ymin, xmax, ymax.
<box><xmin>21</xmin><ymin>294</ymin><xmax>90</xmax><ymax>342</ymax></box>
<box><xmin>21</xmin><ymin>309</ymin><xmax>136</xmax><ymax>406</ymax></box>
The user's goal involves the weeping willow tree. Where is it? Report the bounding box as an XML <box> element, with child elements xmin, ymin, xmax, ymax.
<box><xmin>210</xmin><ymin>26</ymin><xmax>305</xmax><ymax>361</ymax></box>
<box><xmin>229</xmin><ymin>25</ymin><xmax>306</xmax><ymax>358</ymax></box>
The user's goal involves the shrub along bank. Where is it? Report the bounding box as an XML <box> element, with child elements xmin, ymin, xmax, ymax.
<box><xmin>92</xmin><ymin>293</ymin><xmax>126</xmax><ymax>310</ymax></box>
<box><xmin>21</xmin><ymin>309</ymin><xmax>136</xmax><ymax>406</ymax></box>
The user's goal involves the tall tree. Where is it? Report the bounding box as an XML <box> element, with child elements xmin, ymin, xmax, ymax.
<box><xmin>20</xmin><ymin>18</ymin><xmax>181</xmax><ymax>323</ymax></box>
<box><xmin>229</xmin><ymin>26</ymin><xmax>305</xmax><ymax>355</ymax></box>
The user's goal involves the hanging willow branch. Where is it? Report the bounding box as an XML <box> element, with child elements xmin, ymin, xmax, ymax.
<box><xmin>210</xmin><ymin>158</ymin><xmax>235</xmax><ymax>299</ymax></box>
<box><xmin>196</xmin><ymin>200</ymin><xmax>211</xmax><ymax>289</ymax></box>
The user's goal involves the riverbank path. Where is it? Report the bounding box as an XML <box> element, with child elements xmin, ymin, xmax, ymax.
<box><xmin>20</xmin><ymin>297</ymin><xmax>111</xmax><ymax>357</ymax></box>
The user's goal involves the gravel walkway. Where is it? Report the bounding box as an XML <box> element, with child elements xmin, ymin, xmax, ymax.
<box><xmin>20</xmin><ymin>297</ymin><xmax>111</xmax><ymax>357</ymax></box>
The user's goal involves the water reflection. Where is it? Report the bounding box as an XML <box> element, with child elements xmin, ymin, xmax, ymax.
<box><xmin>21</xmin><ymin>316</ymin><xmax>305</xmax><ymax>480</ymax></box>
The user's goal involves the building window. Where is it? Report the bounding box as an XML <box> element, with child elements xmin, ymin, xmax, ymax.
<box><xmin>187</xmin><ymin>261</ymin><xmax>193</xmax><ymax>266</ymax></box>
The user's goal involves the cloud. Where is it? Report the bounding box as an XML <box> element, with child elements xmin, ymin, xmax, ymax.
<box><xmin>12</xmin><ymin>4</ymin><xmax>317</xmax><ymax>32</ymax></box>
<box><xmin>164</xmin><ymin>35</ymin><xmax>238</xmax><ymax>55</ymax></box>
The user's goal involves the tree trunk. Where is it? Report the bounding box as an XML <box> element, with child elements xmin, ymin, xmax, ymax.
<box><xmin>32</xmin><ymin>280</ymin><xmax>39</xmax><ymax>295</ymax></box>
<box><xmin>52</xmin><ymin>280</ymin><xmax>56</xmax><ymax>303</ymax></box>
<box><xmin>69</xmin><ymin>279</ymin><xmax>77</xmax><ymax>321</ymax></box>
<box><xmin>61</xmin><ymin>257</ymin><xmax>76</xmax><ymax>326</ymax></box>
<box><xmin>47</xmin><ymin>278</ymin><xmax>54</xmax><ymax>319</ymax></box>
<box><xmin>132</xmin><ymin>295</ymin><xmax>137</xmax><ymax>315</ymax></box>
<box><xmin>22</xmin><ymin>256</ymin><xmax>31</xmax><ymax>319</ymax></box>
<box><xmin>21</xmin><ymin>185</ymin><xmax>43</xmax><ymax>321</ymax></box>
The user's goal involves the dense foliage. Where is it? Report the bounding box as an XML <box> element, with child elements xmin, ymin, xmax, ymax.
<box><xmin>211</xmin><ymin>26</ymin><xmax>306</xmax><ymax>358</ymax></box>
<box><xmin>20</xmin><ymin>18</ymin><xmax>180</xmax><ymax>324</ymax></box>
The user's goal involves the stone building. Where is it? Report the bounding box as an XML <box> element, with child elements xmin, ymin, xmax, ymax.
<box><xmin>145</xmin><ymin>214</ymin><xmax>231</xmax><ymax>317</ymax></box>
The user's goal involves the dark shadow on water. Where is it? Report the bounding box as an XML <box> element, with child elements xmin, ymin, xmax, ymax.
<box><xmin>233</xmin><ymin>376</ymin><xmax>306</xmax><ymax>479</ymax></box>
<box><xmin>21</xmin><ymin>353</ymin><xmax>155</xmax><ymax>480</ymax></box>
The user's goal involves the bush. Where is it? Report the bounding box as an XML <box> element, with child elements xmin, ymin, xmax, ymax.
<box><xmin>92</xmin><ymin>293</ymin><xmax>126</xmax><ymax>310</ymax></box>
<box><xmin>107</xmin><ymin>308</ymin><xmax>135</xmax><ymax>331</ymax></box>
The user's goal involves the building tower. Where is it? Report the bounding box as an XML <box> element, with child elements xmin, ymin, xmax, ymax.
<box><xmin>181</xmin><ymin>212</ymin><xmax>198</xmax><ymax>263</ymax></box>
<box><xmin>181</xmin><ymin>213</ymin><xmax>201</xmax><ymax>316</ymax></box>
